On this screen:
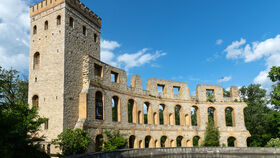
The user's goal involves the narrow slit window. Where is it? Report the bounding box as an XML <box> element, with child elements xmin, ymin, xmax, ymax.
<box><xmin>94</xmin><ymin>64</ymin><xmax>102</xmax><ymax>77</ymax></box>
<box><xmin>57</xmin><ymin>15</ymin><xmax>61</xmax><ymax>25</ymax></box>
<box><xmin>157</xmin><ymin>84</ymin><xmax>165</xmax><ymax>93</ymax></box>
<box><xmin>83</xmin><ymin>26</ymin><xmax>87</xmax><ymax>36</ymax></box>
<box><xmin>44</xmin><ymin>119</ymin><xmax>49</xmax><ymax>130</ymax></box>
<box><xmin>111</xmin><ymin>71</ymin><xmax>119</xmax><ymax>83</ymax></box>
<box><xmin>94</xmin><ymin>34</ymin><xmax>98</xmax><ymax>42</ymax></box>
<box><xmin>69</xmin><ymin>17</ymin><xmax>74</xmax><ymax>28</ymax></box>
<box><xmin>173</xmin><ymin>86</ymin><xmax>180</xmax><ymax>95</ymax></box>
<box><xmin>33</xmin><ymin>25</ymin><xmax>37</xmax><ymax>35</ymax></box>
<box><xmin>44</xmin><ymin>21</ymin><xmax>48</xmax><ymax>30</ymax></box>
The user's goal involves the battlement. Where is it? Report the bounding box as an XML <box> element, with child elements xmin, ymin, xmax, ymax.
<box><xmin>30</xmin><ymin>0</ymin><xmax>101</xmax><ymax>28</ymax></box>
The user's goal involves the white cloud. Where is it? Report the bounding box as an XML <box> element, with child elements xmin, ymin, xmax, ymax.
<box><xmin>225</xmin><ymin>35</ymin><xmax>280</xmax><ymax>91</ymax></box>
<box><xmin>216</xmin><ymin>39</ymin><xmax>223</xmax><ymax>45</ymax></box>
<box><xmin>101</xmin><ymin>40</ymin><xmax>166</xmax><ymax>71</ymax></box>
<box><xmin>218</xmin><ymin>76</ymin><xmax>232</xmax><ymax>82</ymax></box>
<box><xmin>0</xmin><ymin>0</ymin><xmax>30</xmax><ymax>70</ymax></box>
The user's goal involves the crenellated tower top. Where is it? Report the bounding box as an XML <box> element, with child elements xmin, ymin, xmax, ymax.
<box><xmin>30</xmin><ymin>0</ymin><xmax>102</xmax><ymax>28</ymax></box>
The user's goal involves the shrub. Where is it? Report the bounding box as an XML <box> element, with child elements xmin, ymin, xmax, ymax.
<box><xmin>102</xmin><ymin>130</ymin><xmax>127</xmax><ymax>151</ymax></box>
<box><xmin>265</xmin><ymin>138</ymin><xmax>280</xmax><ymax>147</ymax></box>
<box><xmin>52</xmin><ymin>128</ymin><xmax>91</xmax><ymax>156</ymax></box>
<box><xmin>202</xmin><ymin>119</ymin><xmax>220</xmax><ymax>147</ymax></box>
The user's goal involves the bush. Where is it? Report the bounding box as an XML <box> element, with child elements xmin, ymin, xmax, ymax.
<box><xmin>52</xmin><ymin>128</ymin><xmax>91</xmax><ymax>156</ymax></box>
<box><xmin>265</xmin><ymin>138</ymin><xmax>280</xmax><ymax>147</ymax></box>
<box><xmin>102</xmin><ymin>130</ymin><xmax>127</xmax><ymax>151</ymax></box>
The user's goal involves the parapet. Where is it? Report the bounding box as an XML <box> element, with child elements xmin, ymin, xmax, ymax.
<box><xmin>30</xmin><ymin>0</ymin><xmax>102</xmax><ymax>28</ymax></box>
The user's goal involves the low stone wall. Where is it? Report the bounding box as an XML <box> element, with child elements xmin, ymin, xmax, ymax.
<box><xmin>65</xmin><ymin>147</ymin><xmax>280</xmax><ymax>158</ymax></box>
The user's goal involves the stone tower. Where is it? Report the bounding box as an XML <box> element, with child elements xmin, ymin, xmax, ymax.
<box><xmin>28</xmin><ymin>0</ymin><xmax>101</xmax><ymax>146</ymax></box>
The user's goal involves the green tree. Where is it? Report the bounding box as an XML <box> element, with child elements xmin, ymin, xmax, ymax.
<box><xmin>202</xmin><ymin>118</ymin><xmax>220</xmax><ymax>147</ymax></box>
<box><xmin>223</xmin><ymin>88</ymin><xmax>230</xmax><ymax>97</ymax></box>
<box><xmin>265</xmin><ymin>138</ymin><xmax>280</xmax><ymax>147</ymax></box>
<box><xmin>0</xmin><ymin>67</ymin><xmax>49</xmax><ymax>158</ymax></box>
<box><xmin>52</xmin><ymin>128</ymin><xmax>91</xmax><ymax>156</ymax></box>
<box><xmin>240</xmin><ymin>84</ymin><xmax>279</xmax><ymax>146</ymax></box>
<box><xmin>102</xmin><ymin>130</ymin><xmax>127</xmax><ymax>151</ymax></box>
<box><xmin>268</xmin><ymin>66</ymin><xmax>280</xmax><ymax>110</ymax></box>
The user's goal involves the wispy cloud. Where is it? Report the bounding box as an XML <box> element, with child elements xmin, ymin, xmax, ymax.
<box><xmin>218</xmin><ymin>76</ymin><xmax>232</xmax><ymax>82</ymax></box>
<box><xmin>101</xmin><ymin>40</ymin><xmax>166</xmax><ymax>71</ymax></box>
<box><xmin>216</xmin><ymin>39</ymin><xmax>223</xmax><ymax>45</ymax></box>
<box><xmin>224</xmin><ymin>35</ymin><xmax>280</xmax><ymax>91</ymax></box>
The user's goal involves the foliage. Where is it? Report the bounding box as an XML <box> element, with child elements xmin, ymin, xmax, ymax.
<box><xmin>268</xmin><ymin>66</ymin><xmax>280</xmax><ymax>111</ymax></box>
<box><xmin>206</xmin><ymin>89</ymin><xmax>215</xmax><ymax>102</ymax></box>
<box><xmin>175</xmin><ymin>106</ymin><xmax>180</xmax><ymax>125</ymax></box>
<box><xmin>240</xmin><ymin>84</ymin><xmax>279</xmax><ymax>147</ymax></box>
<box><xmin>225</xmin><ymin>108</ymin><xmax>233</xmax><ymax>126</ymax></box>
<box><xmin>52</xmin><ymin>128</ymin><xmax>91</xmax><ymax>156</ymax></box>
<box><xmin>193</xmin><ymin>136</ymin><xmax>200</xmax><ymax>147</ymax></box>
<box><xmin>191</xmin><ymin>107</ymin><xmax>198</xmax><ymax>126</ymax></box>
<box><xmin>159</xmin><ymin>108</ymin><xmax>164</xmax><ymax>124</ymax></box>
<box><xmin>202</xmin><ymin>118</ymin><xmax>220</xmax><ymax>147</ymax></box>
<box><xmin>265</xmin><ymin>138</ymin><xmax>280</xmax><ymax>147</ymax></box>
<box><xmin>223</xmin><ymin>88</ymin><xmax>231</xmax><ymax>97</ymax></box>
<box><xmin>102</xmin><ymin>130</ymin><xmax>127</xmax><ymax>151</ymax></box>
<box><xmin>128</xmin><ymin>102</ymin><xmax>132</xmax><ymax>123</ymax></box>
<box><xmin>0</xmin><ymin>67</ymin><xmax>49</xmax><ymax>158</ymax></box>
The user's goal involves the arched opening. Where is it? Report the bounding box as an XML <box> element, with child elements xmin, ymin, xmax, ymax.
<box><xmin>176</xmin><ymin>136</ymin><xmax>183</xmax><ymax>147</ymax></box>
<box><xmin>112</xmin><ymin>96</ymin><xmax>120</xmax><ymax>122</ymax></box>
<box><xmin>144</xmin><ymin>102</ymin><xmax>150</xmax><ymax>124</ymax></box>
<box><xmin>145</xmin><ymin>136</ymin><xmax>151</xmax><ymax>148</ymax></box>
<box><xmin>44</xmin><ymin>20</ymin><xmax>48</xmax><ymax>30</ymax></box>
<box><xmin>129</xmin><ymin>135</ymin><xmax>136</xmax><ymax>148</ymax></box>
<box><xmin>208</xmin><ymin>107</ymin><xmax>216</xmax><ymax>124</ymax></box>
<box><xmin>33</xmin><ymin>52</ymin><xmax>40</xmax><ymax>70</ymax></box>
<box><xmin>227</xmin><ymin>137</ymin><xmax>236</xmax><ymax>147</ymax></box>
<box><xmin>225</xmin><ymin>107</ymin><xmax>234</xmax><ymax>126</ymax></box>
<box><xmin>69</xmin><ymin>17</ymin><xmax>74</xmax><ymax>28</ymax></box>
<box><xmin>95</xmin><ymin>134</ymin><xmax>103</xmax><ymax>152</ymax></box>
<box><xmin>160</xmin><ymin>136</ymin><xmax>167</xmax><ymax>147</ymax></box>
<box><xmin>94</xmin><ymin>34</ymin><xmax>98</xmax><ymax>42</ymax></box>
<box><xmin>175</xmin><ymin>105</ymin><xmax>181</xmax><ymax>125</ymax></box>
<box><xmin>159</xmin><ymin>104</ymin><xmax>165</xmax><ymax>125</ymax></box>
<box><xmin>95</xmin><ymin>91</ymin><xmax>103</xmax><ymax>120</ymax></box>
<box><xmin>191</xmin><ymin>106</ymin><xmax>199</xmax><ymax>126</ymax></box>
<box><xmin>32</xmin><ymin>95</ymin><xmax>39</xmax><ymax>107</ymax></box>
<box><xmin>193</xmin><ymin>136</ymin><xmax>200</xmax><ymax>147</ymax></box>
<box><xmin>128</xmin><ymin>99</ymin><xmax>134</xmax><ymax>123</ymax></box>
<box><xmin>139</xmin><ymin>140</ymin><xmax>143</xmax><ymax>148</ymax></box>
<box><xmin>57</xmin><ymin>15</ymin><xmax>61</xmax><ymax>25</ymax></box>
<box><xmin>33</xmin><ymin>25</ymin><xmax>37</xmax><ymax>35</ymax></box>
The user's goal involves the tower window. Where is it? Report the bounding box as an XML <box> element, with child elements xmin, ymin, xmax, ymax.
<box><xmin>44</xmin><ymin>21</ymin><xmax>48</xmax><ymax>30</ymax></box>
<box><xmin>83</xmin><ymin>26</ymin><xmax>87</xmax><ymax>36</ymax></box>
<box><xmin>32</xmin><ymin>95</ymin><xmax>39</xmax><ymax>108</ymax></box>
<box><xmin>94</xmin><ymin>64</ymin><xmax>102</xmax><ymax>77</ymax></box>
<box><xmin>33</xmin><ymin>52</ymin><xmax>40</xmax><ymax>70</ymax></box>
<box><xmin>33</xmin><ymin>25</ymin><xmax>37</xmax><ymax>35</ymax></box>
<box><xmin>44</xmin><ymin>119</ymin><xmax>49</xmax><ymax>130</ymax></box>
<box><xmin>94</xmin><ymin>34</ymin><xmax>98</xmax><ymax>42</ymax></box>
<box><xmin>57</xmin><ymin>15</ymin><xmax>61</xmax><ymax>25</ymax></box>
<box><xmin>69</xmin><ymin>17</ymin><xmax>74</xmax><ymax>28</ymax></box>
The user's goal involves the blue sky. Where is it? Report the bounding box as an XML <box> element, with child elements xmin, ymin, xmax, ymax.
<box><xmin>1</xmin><ymin>0</ymin><xmax>280</xmax><ymax>94</ymax></box>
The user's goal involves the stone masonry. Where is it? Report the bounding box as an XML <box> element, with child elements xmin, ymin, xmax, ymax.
<box><xmin>28</xmin><ymin>0</ymin><xmax>250</xmax><ymax>155</ymax></box>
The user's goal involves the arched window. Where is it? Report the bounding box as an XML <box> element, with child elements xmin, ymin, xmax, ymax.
<box><xmin>208</xmin><ymin>107</ymin><xmax>216</xmax><ymax>124</ymax></box>
<box><xmin>145</xmin><ymin>136</ymin><xmax>151</xmax><ymax>148</ymax></box>
<box><xmin>94</xmin><ymin>33</ymin><xmax>98</xmax><ymax>42</ymax></box>
<box><xmin>191</xmin><ymin>106</ymin><xmax>199</xmax><ymax>126</ymax></box>
<box><xmin>112</xmin><ymin>96</ymin><xmax>120</xmax><ymax>122</ymax></box>
<box><xmin>32</xmin><ymin>95</ymin><xmax>39</xmax><ymax>107</ymax></box>
<box><xmin>69</xmin><ymin>17</ymin><xmax>74</xmax><ymax>28</ymax></box>
<box><xmin>225</xmin><ymin>107</ymin><xmax>234</xmax><ymax>126</ymax></box>
<box><xmin>175</xmin><ymin>105</ymin><xmax>181</xmax><ymax>125</ymax></box>
<box><xmin>44</xmin><ymin>21</ymin><xmax>48</xmax><ymax>30</ymax></box>
<box><xmin>33</xmin><ymin>52</ymin><xmax>40</xmax><ymax>70</ymax></box>
<box><xmin>159</xmin><ymin>104</ymin><xmax>165</xmax><ymax>125</ymax></box>
<box><xmin>227</xmin><ymin>137</ymin><xmax>236</xmax><ymax>147</ymax></box>
<box><xmin>143</xmin><ymin>102</ymin><xmax>150</xmax><ymax>124</ymax></box>
<box><xmin>160</xmin><ymin>136</ymin><xmax>167</xmax><ymax>147</ymax></box>
<box><xmin>176</xmin><ymin>136</ymin><xmax>183</xmax><ymax>147</ymax></box>
<box><xmin>57</xmin><ymin>15</ymin><xmax>61</xmax><ymax>25</ymax></box>
<box><xmin>129</xmin><ymin>135</ymin><xmax>136</xmax><ymax>148</ymax></box>
<box><xmin>33</xmin><ymin>25</ymin><xmax>37</xmax><ymax>35</ymax></box>
<box><xmin>95</xmin><ymin>91</ymin><xmax>103</xmax><ymax>120</ymax></box>
<box><xmin>193</xmin><ymin>136</ymin><xmax>200</xmax><ymax>147</ymax></box>
<box><xmin>128</xmin><ymin>99</ymin><xmax>136</xmax><ymax>123</ymax></box>
<box><xmin>95</xmin><ymin>134</ymin><xmax>103</xmax><ymax>152</ymax></box>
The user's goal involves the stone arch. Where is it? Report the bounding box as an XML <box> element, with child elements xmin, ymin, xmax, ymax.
<box><xmin>208</xmin><ymin>106</ymin><xmax>217</xmax><ymax>125</ymax></box>
<box><xmin>175</xmin><ymin>105</ymin><xmax>182</xmax><ymax>125</ymax></box>
<box><xmin>44</xmin><ymin>20</ymin><xmax>48</xmax><ymax>30</ymax></box>
<box><xmin>57</xmin><ymin>15</ymin><xmax>61</xmax><ymax>25</ymax></box>
<box><xmin>33</xmin><ymin>52</ymin><xmax>40</xmax><ymax>70</ymax></box>
<box><xmin>139</xmin><ymin>140</ymin><xmax>144</xmax><ymax>148</ymax></box>
<box><xmin>95</xmin><ymin>134</ymin><xmax>103</xmax><ymax>152</ymax></box>
<box><xmin>112</xmin><ymin>95</ymin><xmax>121</xmax><ymax>122</ymax></box>
<box><xmin>169</xmin><ymin>113</ymin><xmax>174</xmax><ymax>125</ymax></box>
<box><xmin>160</xmin><ymin>136</ymin><xmax>168</xmax><ymax>147</ymax></box>
<box><xmin>191</xmin><ymin>106</ymin><xmax>200</xmax><ymax>126</ymax></box>
<box><xmin>193</xmin><ymin>136</ymin><xmax>200</xmax><ymax>147</ymax></box>
<box><xmin>33</xmin><ymin>25</ymin><xmax>37</xmax><ymax>35</ymax></box>
<box><xmin>153</xmin><ymin>112</ymin><xmax>158</xmax><ymax>124</ymax></box>
<box><xmin>155</xmin><ymin>139</ymin><xmax>160</xmax><ymax>148</ymax></box>
<box><xmin>128</xmin><ymin>99</ymin><xmax>137</xmax><ymax>123</ymax></box>
<box><xmin>159</xmin><ymin>104</ymin><xmax>165</xmax><ymax>125</ymax></box>
<box><xmin>129</xmin><ymin>135</ymin><xmax>136</xmax><ymax>148</ymax></box>
<box><xmin>95</xmin><ymin>91</ymin><xmax>104</xmax><ymax>120</ymax></box>
<box><xmin>225</xmin><ymin>107</ymin><xmax>235</xmax><ymax>126</ymax></box>
<box><xmin>144</xmin><ymin>102</ymin><xmax>152</xmax><ymax>124</ymax></box>
<box><xmin>227</xmin><ymin>136</ymin><xmax>237</xmax><ymax>147</ymax></box>
<box><xmin>176</xmin><ymin>136</ymin><xmax>183</xmax><ymax>147</ymax></box>
<box><xmin>32</xmin><ymin>95</ymin><xmax>39</xmax><ymax>108</ymax></box>
<box><xmin>145</xmin><ymin>136</ymin><xmax>152</xmax><ymax>148</ymax></box>
<box><xmin>170</xmin><ymin>139</ymin><xmax>176</xmax><ymax>147</ymax></box>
